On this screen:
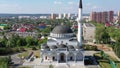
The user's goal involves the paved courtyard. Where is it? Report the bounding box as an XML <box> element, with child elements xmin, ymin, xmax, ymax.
<box><xmin>23</xmin><ymin>58</ymin><xmax>85</xmax><ymax>68</ymax></box>
<box><xmin>22</xmin><ymin>51</ymin><xmax>100</xmax><ymax>68</ymax></box>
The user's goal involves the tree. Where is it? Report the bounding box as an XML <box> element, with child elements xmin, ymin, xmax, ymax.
<box><xmin>16</xmin><ymin>39</ymin><xmax>22</xmax><ymax>47</ymax></box>
<box><xmin>49</xmin><ymin>65</ymin><xmax>53</xmax><ymax>68</ymax></box>
<box><xmin>113</xmin><ymin>42</ymin><xmax>120</xmax><ymax>58</ymax></box>
<box><xmin>25</xmin><ymin>36</ymin><xmax>33</xmax><ymax>46</ymax></box>
<box><xmin>1</xmin><ymin>36</ymin><xmax>7</xmax><ymax>47</ymax></box>
<box><xmin>95</xmin><ymin>27</ymin><xmax>110</xmax><ymax>44</ymax></box>
<box><xmin>8</xmin><ymin>35</ymin><xmax>17</xmax><ymax>47</ymax></box>
<box><xmin>6</xmin><ymin>40</ymin><xmax>11</xmax><ymax>48</ymax></box>
<box><xmin>4</xmin><ymin>26</ymin><xmax>10</xmax><ymax>30</ymax></box>
<box><xmin>21</xmin><ymin>38</ymin><xmax>27</xmax><ymax>46</ymax></box>
<box><xmin>101</xmin><ymin>30</ymin><xmax>110</xmax><ymax>44</ymax></box>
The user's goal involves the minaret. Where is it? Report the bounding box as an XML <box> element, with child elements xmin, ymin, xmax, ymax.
<box><xmin>77</xmin><ymin>0</ymin><xmax>82</xmax><ymax>46</ymax></box>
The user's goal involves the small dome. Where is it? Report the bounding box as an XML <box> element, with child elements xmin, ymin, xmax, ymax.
<box><xmin>41</xmin><ymin>43</ymin><xmax>47</xmax><ymax>46</ymax></box>
<box><xmin>41</xmin><ymin>44</ymin><xmax>50</xmax><ymax>49</ymax></box>
<box><xmin>51</xmin><ymin>25</ymin><xmax>73</xmax><ymax>34</ymax></box>
<box><xmin>50</xmin><ymin>45</ymin><xmax>57</xmax><ymax>49</ymax></box>
<box><xmin>75</xmin><ymin>46</ymin><xmax>81</xmax><ymax>49</ymax></box>
<box><xmin>68</xmin><ymin>45</ymin><xmax>74</xmax><ymax>49</ymax></box>
<box><xmin>58</xmin><ymin>44</ymin><xmax>67</xmax><ymax>48</ymax></box>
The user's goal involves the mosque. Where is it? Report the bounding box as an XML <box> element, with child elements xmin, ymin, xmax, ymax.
<box><xmin>40</xmin><ymin>25</ymin><xmax>84</xmax><ymax>63</ymax></box>
<box><xmin>40</xmin><ymin>0</ymin><xmax>84</xmax><ymax>67</ymax></box>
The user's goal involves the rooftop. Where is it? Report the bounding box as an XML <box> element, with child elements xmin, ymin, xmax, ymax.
<box><xmin>84</xmin><ymin>23</ymin><xmax>95</xmax><ymax>27</ymax></box>
<box><xmin>51</xmin><ymin>25</ymin><xmax>73</xmax><ymax>34</ymax></box>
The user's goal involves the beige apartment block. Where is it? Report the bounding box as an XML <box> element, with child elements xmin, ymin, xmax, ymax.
<box><xmin>83</xmin><ymin>23</ymin><xmax>95</xmax><ymax>42</ymax></box>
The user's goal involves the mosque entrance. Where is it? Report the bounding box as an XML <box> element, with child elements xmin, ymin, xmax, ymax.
<box><xmin>59</xmin><ymin>53</ymin><xmax>66</xmax><ymax>62</ymax></box>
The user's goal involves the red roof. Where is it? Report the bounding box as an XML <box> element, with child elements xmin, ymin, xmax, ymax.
<box><xmin>105</xmin><ymin>22</ymin><xmax>111</xmax><ymax>27</ymax></box>
<box><xmin>19</xmin><ymin>27</ymin><xmax>26</xmax><ymax>32</ymax></box>
<box><xmin>73</xmin><ymin>25</ymin><xmax>78</xmax><ymax>28</ymax></box>
<box><xmin>39</xmin><ymin>23</ymin><xmax>46</xmax><ymax>26</ymax></box>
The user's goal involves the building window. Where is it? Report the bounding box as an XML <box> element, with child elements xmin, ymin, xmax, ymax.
<box><xmin>45</xmin><ymin>56</ymin><xmax>47</xmax><ymax>60</ymax></box>
<box><xmin>70</xmin><ymin>56</ymin><xmax>73</xmax><ymax>61</ymax></box>
<box><xmin>52</xmin><ymin>56</ymin><xmax>55</xmax><ymax>61</ymax></box>
<box><xmin>90</xmin><ymin>36</ymin><xmax>92</xmax><ymax>38</ymax></box>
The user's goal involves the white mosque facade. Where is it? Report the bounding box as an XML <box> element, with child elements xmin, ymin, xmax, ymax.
<box><xmin>40</xmin><ymin>25</ymin><xmax>84</xmax><ymax>63</ymax></box>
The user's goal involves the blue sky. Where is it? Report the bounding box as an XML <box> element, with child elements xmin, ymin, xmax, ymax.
<box><xmin>0</xmin><ymin>0</ymin><xmax>119</xmax><ymax>14</ymax></box>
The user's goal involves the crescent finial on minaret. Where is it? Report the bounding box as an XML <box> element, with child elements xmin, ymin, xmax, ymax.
<box><xmin>79</xmin><ymin>0</ymin><xmax>82</xmax><ymax>9</ymax></box>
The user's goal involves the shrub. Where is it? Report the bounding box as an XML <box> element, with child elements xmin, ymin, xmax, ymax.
<box><xmin>49</xmin><ymin>65</ymin><xmax>53</xmax><ymax>68</ymax></box>
<box><xmin>32</xmin><ymin>47</ymin><xmax>37</xmax><ymax>50</ymax></box>
<box><xmin>83</xmin><ymin>45</ymin><xmax>98</xmax><ymax>51</ymax></box>
<box><xmin>20</xmin><ymin>48</ymin><xmax>26</xmax><ymax>51</ymax></box>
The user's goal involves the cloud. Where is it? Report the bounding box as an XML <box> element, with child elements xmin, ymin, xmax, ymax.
<box><xmin>84</xmin><ymin>2</ymin><xmax>101</xmax><ymax>13</ymax></box>
<box><xmin>92</xmin><ymin>6</ymin><xmax>98</xmax><ymax>9</ymax></box>
<box><xmin>54</xmin><ymin>1</ymin><xmax>62</xmax><ymax>5</ymax></box>
<box><xmin>68</xmin><ymin>2</ymin><xmax>74</xmax><ymax>5</ymax></box>
<box><xmin>0</xmin><ymin>3</ymin><xmax>22</xmax><ymax>13</ymax></box>
<box><xmin>86</xmin><ymin>3</ymin><xmax>91</xmax><ymax>7</ymax></box>
<box><xmin>0</xmin><ymin>4</ymin><xmax>19</xmax><ymax>8</ymax></box>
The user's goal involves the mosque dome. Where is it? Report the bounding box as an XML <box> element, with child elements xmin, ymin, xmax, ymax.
<box><xmin>50</xmin><ymin>25</ymin><xmax>74</xmax><ymax>38</ymax></box>
<box><xmin>41</xmin><ymin>44</ymin><xmax>50</xmax><ymax>50</ymax></box>
<box><xmin>68</xmin><ymin>45</ymin><xmax>75</xmax><ymax>50</ymax></box>
<box><xmin>51</xmin><ymin>25</ymin><xmax>73</xmax><ymax>34</ymax></box>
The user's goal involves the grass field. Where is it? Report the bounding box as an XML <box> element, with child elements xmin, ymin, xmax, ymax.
<box><xmin>17</xmin><ymin>50</ymin><xmax>40</xmax><ymax>59</ymax></box>
<box><xmin>18</xmin><ymin>52</ymin><xmax>29</xmax><ymax>58</ymax></box>
<box><xmin>94</xmin><ymin>52</ymin><xmax>120</xmax><ymax>68</ymax></box>
<box><xmin>99</xmin><ymin>62</ymin><xmax>111</xmax><ymax>68</ymax></box>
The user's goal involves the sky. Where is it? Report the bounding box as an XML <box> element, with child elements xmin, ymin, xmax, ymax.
<box><xmin>0</xmin><ymin>0</ymin><xmax>119</xmax><ymax>14</ymax></box>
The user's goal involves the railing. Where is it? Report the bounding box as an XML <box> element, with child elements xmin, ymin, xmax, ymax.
<box><xmin>41</xmin><ymin>48</ymin><xmax>78</xmax><ymax>52</ymax></box>
<box><xmin>58</xmin><ymin>48</ymin><xmax>67</xmax><ymax>51</ymax></box>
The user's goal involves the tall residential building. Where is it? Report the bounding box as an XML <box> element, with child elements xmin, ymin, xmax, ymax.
<box><xmin>109</xmin><ymin>11</ymin><xmax>114</xmax><ymax>23</ymax></box>
<box><xmin>102</xmin><ymin>11</ymin><xmax>108</xmax><ymax>23</ymax></box>
<box><xmin>118</xmin><ymin>11</ymin><xmax>120</xmax><ymax>22</ymax></box>
<box><xmin>90</xmin><ymin>12</ymin><xmax>96</xmax><ymax>21</ymax></box>
<box><xmin>67</xmin><ymin>13</ymin><xmax>71</xmax><ymax>19</ymax></box>
<box><xmin>58</xmin><ymin>13</ymin><xmax>63</xmax><ymax>19</ymax></box>
<box><xmin>90</xmin><ymin>11</ymin><xmax>114</xmax><ymax>23</ymax></box>
<box><xmin>50</xmin><ymin>13</ymin><xmax>57</xmax><ymax>19</ymax></box>
<box><xmin>96</xmin><ymin>12</ymin><xmax>102</xmax><ymax>23</ymax></box>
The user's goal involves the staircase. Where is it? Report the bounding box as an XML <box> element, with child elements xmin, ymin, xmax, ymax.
<box><xmin>55</xmin><ymin>63</ymin><xmax>69</xmax><ymax>68</ymax></box>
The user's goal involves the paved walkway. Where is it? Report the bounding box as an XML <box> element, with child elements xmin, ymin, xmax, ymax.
<box><xmin>55</xmin><ymin>63</ymin><xmax>69</xmax><ymax>68</ymax></box>
<box><xmin>85</xmin><ymin>65</ymin><xmax>100</xmax><ymax>68</ymax></box>
<box><xmin>105</xmin><ymin>51</ymin><xmax>120</xmax><ymax>61</ymax></box>
<box><xmin>84</xmin><ymin>51</ymin><xmax>99</xmax><ymax>56</ymax></box>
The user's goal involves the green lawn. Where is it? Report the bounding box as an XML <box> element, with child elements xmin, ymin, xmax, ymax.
<box><xmin>94</xmin><ymin>52</ymin><xmax>120</xmax><ymax>68</ymax></box>
<box><xmin>99</xmin><ymin>61</ymin><xmax>120</xmax><ymax>68</ymax></box>
<box><xmin>116</xmin><ymin>63</ymin><xmax>120</xmax><ymax>68</ymax></box>
<box><xmin>19</xmin><ymin>66</ymin><xmax>31</xmax><ymax>68</ymax></box>
<box><xmin>18</xmin><ymin>52</ymin><xmax>29</xmax><ymax>58</ymax></box>
<box><xmin>99</xmin><ymin>62</ymin><xmax>111</xmax><ymax>68</ymax></box>
<box><xmin>34</xmin><ymin>51</ymin><xmax>40</xmax><ymax>58</ymax></box>
<box><xmin>18</xmin><ymin>50</ymin><xmax>40</xmax><ymax>58</ymax></box>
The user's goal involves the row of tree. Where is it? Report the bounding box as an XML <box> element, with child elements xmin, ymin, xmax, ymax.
<box><xmin>0</xmin><ymin>35</ymin><xmax>37</xmax><ymax>48</ymax></box>
<box><xmin>90</xmin><ymin>21</ymin><xmax>110</xmax><ymax>44</ymax></box>
<box><xmin>0</xmin><ymin>57</ymin><xmax>10</xmax><ymax>68</ymax></box>
<box><xmin>0</xmin><ymin>34</ymin><xmax>47</xmax><ymax>48</ymax></box>
<box><xmin>91</xmin><ymin>21</ymin><xmax>120</xmax><ymax>58</ymax></box>
<box><xmin>107</xmin><ymin>27</ymin><xmax>120</xmax><ymax>58</ymax></box>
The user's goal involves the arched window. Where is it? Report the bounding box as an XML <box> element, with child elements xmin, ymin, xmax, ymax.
<box><xmin>70</xmin><ymin>56</ymin><xmax>73</xmax><ymax>61</ymax></box>
<box><xmin>68</xmin><ymin>52</ymin><xmax>74</xmax><ymax>61</ymax></box>
<box><xmin>45</xmin><ymin>56</ymin><xmax>47</xmax><ymax>60</ymax></box>
<box><xmin>52</xmin><ymin>56</ymin><xmax>55</xmax><ymax>61</ymax></box>
<box><xmin>76</xmin><ymin>52</ymin><xmax>83</xmax><ymax>61</ymax></box>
